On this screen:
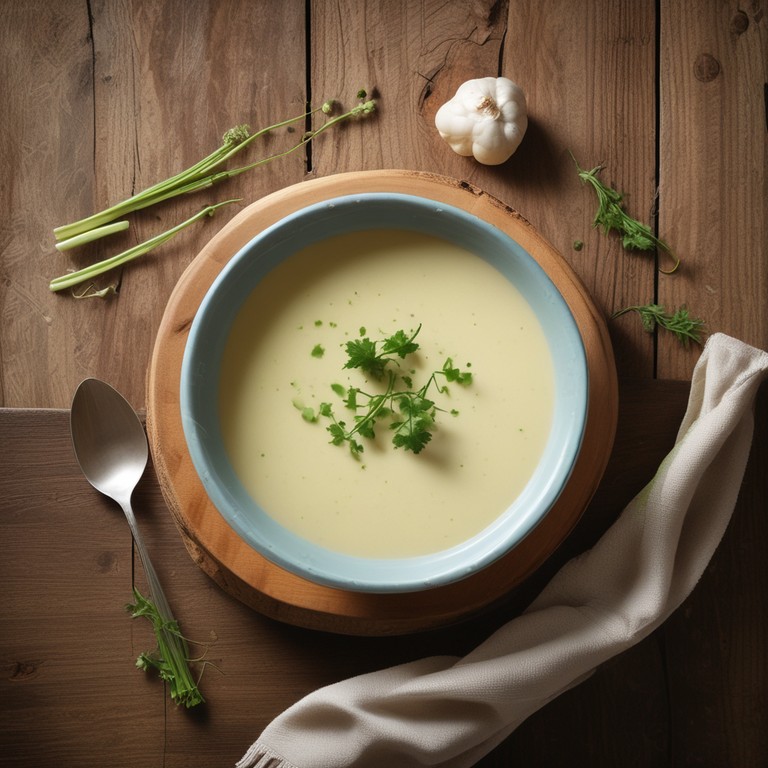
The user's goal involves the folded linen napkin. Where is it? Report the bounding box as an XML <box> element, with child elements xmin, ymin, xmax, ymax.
<box><xmin>238</xmin><ymin>333</ymin><xmax>768</xmax><ymax>768</ymax></box>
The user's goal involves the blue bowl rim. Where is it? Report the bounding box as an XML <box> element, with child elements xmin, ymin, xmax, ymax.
<box><xmin>180</xmin><ymin>192</ymin><xmax>588</xmax><ymax>593</ymax></box>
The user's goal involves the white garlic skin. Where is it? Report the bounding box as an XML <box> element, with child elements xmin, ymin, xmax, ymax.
<box><xmin>435</xmin><ymin>76</ymin><xmax>528</xmax><ymax>165</ymax></box>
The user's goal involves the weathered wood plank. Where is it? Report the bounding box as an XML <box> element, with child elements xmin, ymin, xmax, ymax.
<box><xmin>309</xmin><ymin>0</ymin><xmax>507</xmax><ymax>174</ymax></box>
<box><xmin>500</xmin><ymin>638</ymin><xmax>669</xmax><ymax>767</ymax></box>
<box><xmin>0</xmin><ymin>1</ymin><xmax>92</xmax><ymax>408</ymax></box>
<box><xmin>0</xmin><ymin>0</ymin><xmax>307</xmax><ymax>410</ymax></box>
<box><xmin>658</xmin><ymin>1</ymin><xmax>768</xmax><ymax>378</ymax></box>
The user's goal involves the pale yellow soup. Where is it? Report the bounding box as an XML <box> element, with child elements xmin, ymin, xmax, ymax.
<box><xmin>219</xmin><ymin>229</ymin><xmax>554</xmax><ymax>558</ymax></box>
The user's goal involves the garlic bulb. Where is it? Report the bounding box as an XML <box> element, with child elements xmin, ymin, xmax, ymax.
<box><xmin>435</xmin><ymin>77</ymin><xmax>528</xmax><ymax>165</ymax></box>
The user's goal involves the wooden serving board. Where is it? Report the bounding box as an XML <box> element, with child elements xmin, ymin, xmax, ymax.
<box><xmin>146</xmin><ymin>170</ymin><xmax>618</xmax><ymax>635</ymax></box>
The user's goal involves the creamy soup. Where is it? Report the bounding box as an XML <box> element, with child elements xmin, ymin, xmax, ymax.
<box><xmin>219</xmin><ymin>229</ymin><xmax>554</xmax><ymax>558</ymax></box>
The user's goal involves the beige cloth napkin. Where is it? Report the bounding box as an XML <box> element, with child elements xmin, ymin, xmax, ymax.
<box><xmin>237</xmin><ymin>333</ymin><xmax>768</xmax><ymax>768</ymax></box>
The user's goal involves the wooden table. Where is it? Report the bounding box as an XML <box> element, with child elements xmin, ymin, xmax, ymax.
<box><xmin>2</xmin><ymin>1</ymin><xmax>766</xmax><ymax>765</ymax></box>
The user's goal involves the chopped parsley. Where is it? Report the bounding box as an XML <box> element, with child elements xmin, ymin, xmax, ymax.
<box><xmin>298</xmin><ymin>324</ymin><xmax>473</xmax><ymax>458</ymax></box>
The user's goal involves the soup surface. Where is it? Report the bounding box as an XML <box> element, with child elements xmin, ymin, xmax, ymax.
<box><xmin>219</xmin><ymin>229</ymin><xmax>554</xmax><ymax>558</ymax></box>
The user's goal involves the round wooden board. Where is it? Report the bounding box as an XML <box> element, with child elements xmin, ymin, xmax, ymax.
<box><xmin>146</xmin><ymin>170</ymin><xmax>618</xmax><ymax>636</ymax></box>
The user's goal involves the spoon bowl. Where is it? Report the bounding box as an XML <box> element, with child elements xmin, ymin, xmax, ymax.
<box><xmin>70</xmin><ymin>378</ymin><xmax>149</xmax><ymax>505</ymax></box>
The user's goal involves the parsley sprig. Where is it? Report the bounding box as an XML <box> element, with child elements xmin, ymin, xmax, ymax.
<box><xmin>299</xmin><ymin>325</ymin><xmax>472</xmax><ymax>457</ymax></box>
<box><xmin>613</xmin><ymin>303</ymin><xmax>705</xmax><ymax>346</ymax></box>
<box><xmin>570</xmin><ymin>152</ymin><xmax>680</xmax><ymax>274</ymax></box>
<box><xmin>343</xmin><ymin>326</ymin><xmax>421</xmax><ymax>379</ymax></box>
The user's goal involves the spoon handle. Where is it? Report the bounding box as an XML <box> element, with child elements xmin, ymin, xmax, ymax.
<box><xmin>121</xmin><ymin>500</ymin><xmax>174</xmax><ymax>622</ymax></box>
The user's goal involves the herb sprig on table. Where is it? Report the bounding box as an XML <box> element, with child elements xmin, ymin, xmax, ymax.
<box><xmin>613</xmin><ymin>304</ymin><xmax>705</xmax><ymax>346</ymax></box>
<box><xmin>570</xmin><ymin>152</ymin><xmax>707</xmax><ymax>345</ymax></box>
<box><xmin>298</xmin><ymin>325</ymin><xmax>473</xmax><ymax>458</ymax></box>
<box><xmin>126</xmin><ymin>587</ymin><xmax>213</xmax><ymax>709</ymax></box>
<box><xmin>570</xmin><ymin>152</ymin><xmax>680</xmax><ymax>274</ymax></box>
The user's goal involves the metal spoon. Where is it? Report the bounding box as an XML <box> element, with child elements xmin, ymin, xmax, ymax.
<box><xmin>70</xmin><ymin>377</ymin><xmax>174</xmax><ymax>621</ymax></box>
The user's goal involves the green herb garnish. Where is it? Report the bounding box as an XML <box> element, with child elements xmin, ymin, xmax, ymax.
<box><xmin>305</xmin><ymin>325</ymin><xmax>473</xmax><ymax>458</ymax></box>
<box><xmin>613</xmin><ymin>303</ymin><xmax>705</xmax><ymax>346</ymax></box>
<box><xmin>570</xmin><ymin>152</ymin><xmax>679</xmax><ymax>274</ymax></box>
<box><xmin>126</xmin><ymin>587</ymin><xmax>209</xmax><ymax>708</ymax></box>
<box><xmin>343</xmin><ymin>326</ymin><xmax>421</xmax><ymax>379</ymax></box>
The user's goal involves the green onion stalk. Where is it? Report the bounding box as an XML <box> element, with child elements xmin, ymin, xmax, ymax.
<box><xmin>49</xmin><ymin>200</ymin><xmax>239</xmax><ymax>292</ymax></box>
<box><xmin>50</xmin><ymin>92</ymin><xmax>376</xmax><ymax>295</ymax></box>
<box><xmin>53</xmin><ymin>94</ymin><xmax>377</xmax><ymax>245</ymax></box>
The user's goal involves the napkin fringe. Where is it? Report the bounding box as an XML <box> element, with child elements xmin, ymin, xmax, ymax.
<box><xmin>236</xmin><ymin>742</ymin><xmax>298</xmax><ymax>768</ymax></box>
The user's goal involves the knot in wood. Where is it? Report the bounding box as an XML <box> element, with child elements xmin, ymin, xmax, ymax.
<box><xmin>694</xmin><ymin>53</ymin><xmax>721</xmax><ymax>82</ymax></box>
<box><xmin>729</xmin><ymin>10</ymin><xmax>749</xmax><ymax>35</ymax></box>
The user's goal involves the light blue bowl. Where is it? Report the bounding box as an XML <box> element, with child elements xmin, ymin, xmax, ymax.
<box><xmin>181</xmin><ymin>193</ymin><xmax>588</xmax><ymax>593</ymax></box>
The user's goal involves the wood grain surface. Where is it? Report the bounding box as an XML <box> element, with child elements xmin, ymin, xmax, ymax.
<box><xmin>1</xmin><ymin>0</ymin><xmax>766</xmax><ymax>766</ymax></box>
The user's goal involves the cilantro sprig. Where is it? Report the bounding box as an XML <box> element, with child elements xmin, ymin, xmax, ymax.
<box><xmin>299</xmin><ymin>325</ymin><xmax>472</xmax><ymax>457</ymax></box>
